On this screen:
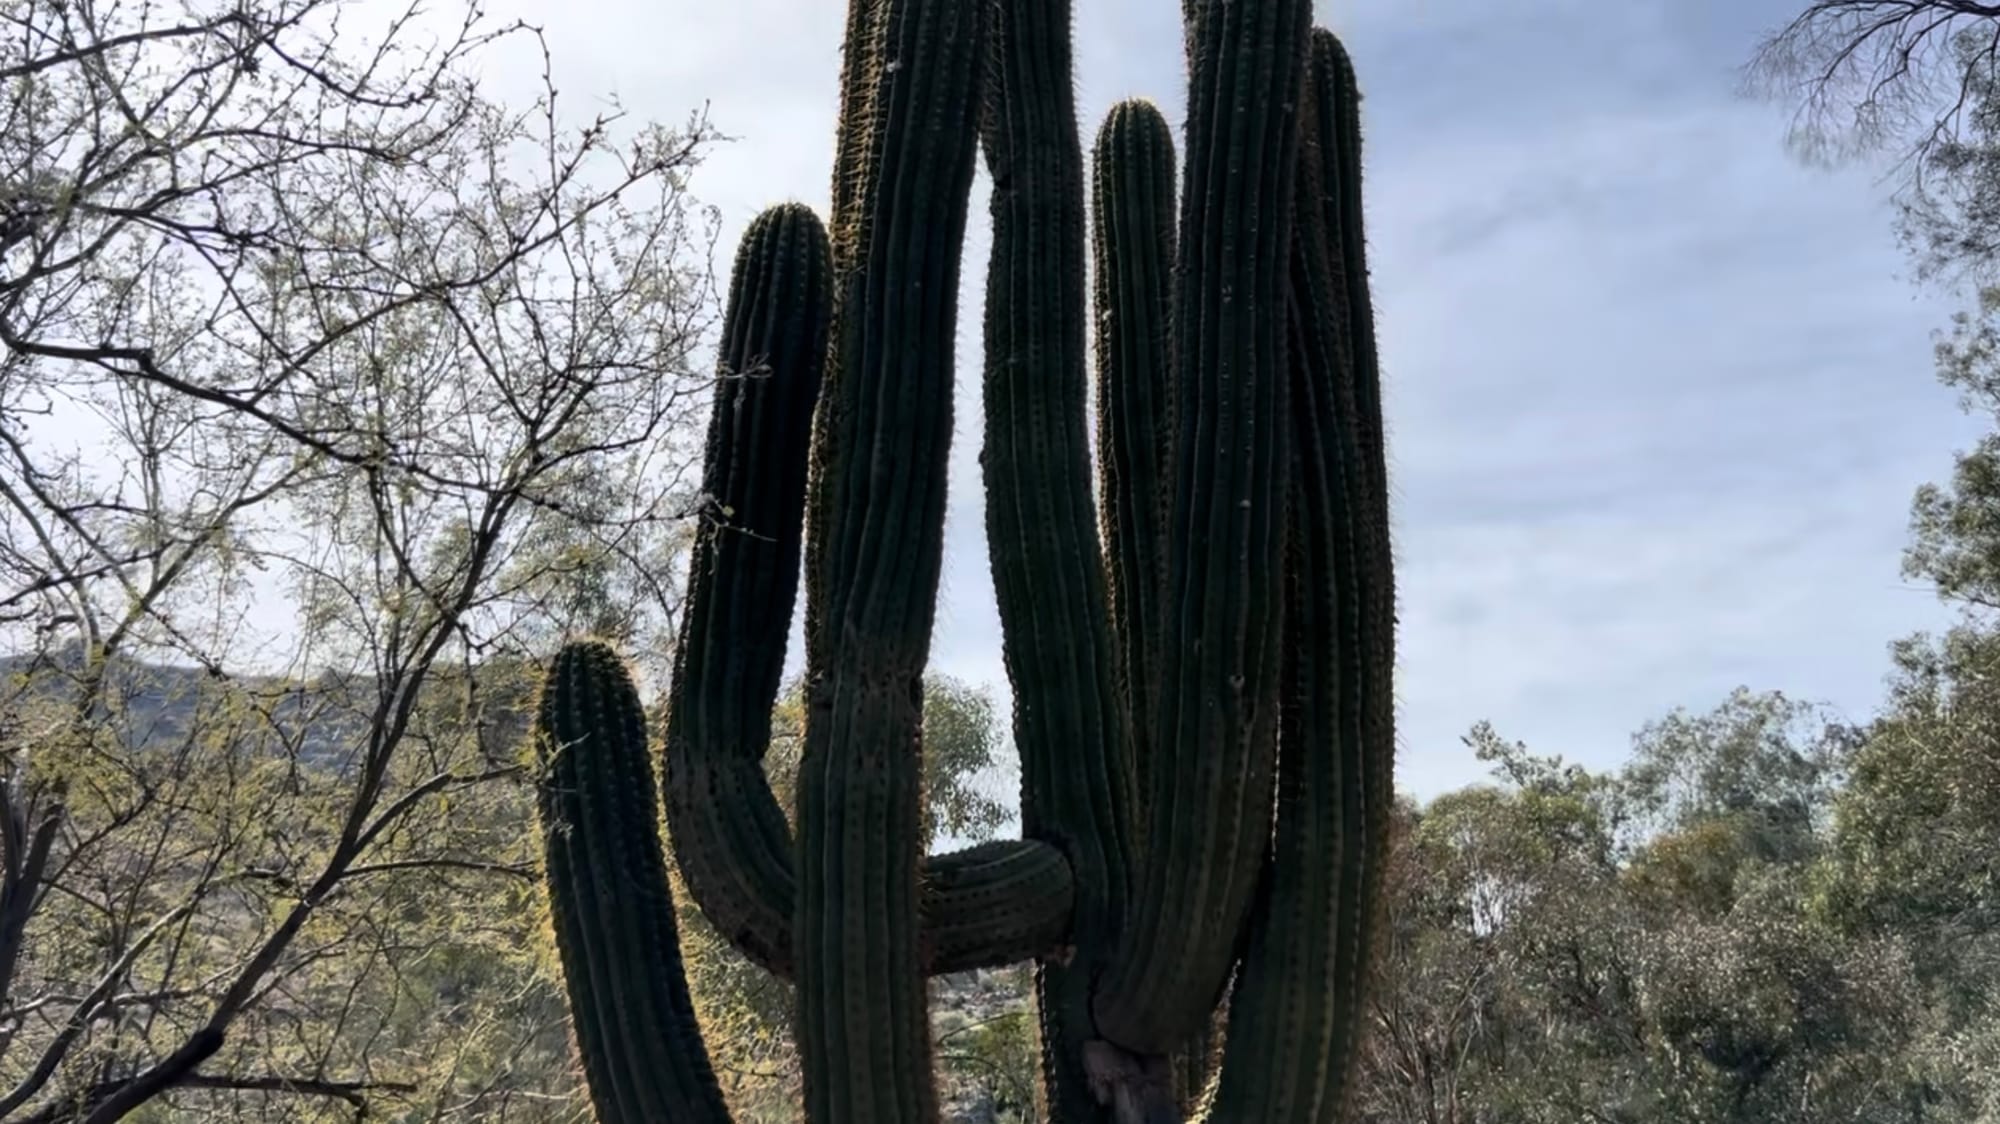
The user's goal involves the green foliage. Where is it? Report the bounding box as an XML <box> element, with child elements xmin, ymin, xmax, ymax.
<box><xmin>1355</xmin><ymin>685</ymin><xmax>1991</xmax><ymax>1124</ymax></box>
<box><xmin>1910</xmin><ymin>284</ymin><xmax>2000</xmax><ymax>611</ymax></box>
<box><xmin>1</xmin><ymin>651</ymin><xmax>585</xmax><ymax>1122</ymax></box>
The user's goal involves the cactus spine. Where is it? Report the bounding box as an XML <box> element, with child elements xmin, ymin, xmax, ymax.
<box><xmin>530</xmin><ymin>0</ymin><xmax>1395</xmax><ymax>1121</ymax></box>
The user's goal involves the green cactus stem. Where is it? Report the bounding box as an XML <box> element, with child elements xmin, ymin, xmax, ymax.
<box><xmin>661</xmin><ymin>201</ymin><xmax>829</xmax><ymax>977</ymax></box>
<box><xmin>1092</xmin><ymin>0</ymin><xmax>1315</xmax><ymax>1056</ymax></box>
<box><xmin>1195</xmin><ymin>52</ymin><xmax>1344</xmax><ymax>1123</ymax></box>
<box><xmin>793</xmin><ymin>0</ymin><xmax>989</xmax><ymax>1117</ymax></box>
<box><xmin>530</xmin><ymin>640</ymin><xmax>731</xmax><ymax>1124</ymax></box>
<box><xmin>1089</xmin><ymin>96</ymin><xmax>1177</xmax><ymax>819</ymax></box>
<box><xmin>1311</xmin><ymin>28</ymin><xmax>1397</xmax><ymax>1113</ymax></box>
<box><xmin>979</xmin><ymin>0</ymin><xmax>1138</xmax><ymax>1117</ymax></box>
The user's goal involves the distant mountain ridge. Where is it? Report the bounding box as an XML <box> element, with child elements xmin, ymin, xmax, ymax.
<box><xmin>0</xmin><ymin>646</ymin><xmax>536</xmax><ymax>772</ymax></box>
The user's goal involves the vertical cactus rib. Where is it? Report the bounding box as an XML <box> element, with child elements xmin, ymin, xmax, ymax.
<box><xmin>812</xmin><ymin>0</ymin><xmax>885</xmax><ymax>676</ymax></box>
<box><xmin>1093</xmin><ymin>0</ymin><xmax>1312</xmax><ymax>1054</ymax></box>
<box><xmin>830</xmin><ymin>0</ymin><xmax>884</xmax><ymax>257</ymax></box>
<box><xmin>531</xmin><ymin>641</ymin><xmax>733</xmax><ymax>1124</ymax></box>
<box><xmin>979</xmin><ymin>0</ymin><xmax>1136</xmax><ymax>1119</ymax></box>
<box><xmin>662</xmin><ymin>202</ymin><xmax>1075</xmax><ymax>980</ymax></box>
<box><xmin>1089</xmin><ymin>98</ymin><xmax>1177</xmax><ymax>822</ymax></box>
<box><xmin>795</xmin><ymin>0</ymin><xmax>988</xmax><ymax>1118</ymax></box>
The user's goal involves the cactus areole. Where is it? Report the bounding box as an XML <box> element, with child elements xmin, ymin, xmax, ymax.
<box><xmin>527</xmin><ymin>0</ymin><xmax>1395</xmax><ymax>1121</ymax></box>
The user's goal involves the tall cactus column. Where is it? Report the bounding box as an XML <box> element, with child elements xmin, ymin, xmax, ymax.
<box><xmin>1310</xmin><ymin>29</ymin><xmax>1397</xmax><ymax>1116</ymax></box>
<box><xmin>1089</xmin><ymin>97</ymin><xmax>1177</xmax><ymax>826</ymax></box>
<box><xmin>1091</xmin><ymin>0</ymin><xmax>1314</xmax><ymax>1056</ymax></box>
<box><xmin>1197</xmin><ymin>32</ymin><xmax>1394</xmax><ymax>1118</ymax></box>
<box><xmin>979</xmin><ymin>0</ymin><xmax>1136</xmax><ymax>1117</ymax></box>
<box><xmin>793</xmin><ymin>0</ymin><xmax>988</xmax><ymax>1119</ymax></box>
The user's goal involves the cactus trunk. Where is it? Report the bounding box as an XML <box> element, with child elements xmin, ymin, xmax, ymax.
<box><xmin>794</xmin><ymin>0</ymin><xmax>989</xmax><ymax>1118</ymax></box>
<box><xmin>979</xmin><ymin>0</ymin><xmax>1135</xmax><ymax>1116</ymax></box>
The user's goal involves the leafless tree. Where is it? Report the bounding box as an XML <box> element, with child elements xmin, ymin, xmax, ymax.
<box><xmin>1747</xmin><ymin>1</ymin><xmax>2000</xmax><ymax>279</ymax></box>
<box><xmin>0</xmin><ymin>0</ymin><xmax>724</xmax><ymax>1117</ymax></box>
<box><xmin>1746</xmin><ymin>1</ymin><xmax>2000</xmax><ymax>164</ymax></box>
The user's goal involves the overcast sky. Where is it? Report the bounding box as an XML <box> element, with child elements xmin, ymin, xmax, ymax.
<box><xmin>472</xmin><ymin>0</ymin><xmax>1986</xmax><ymax>800</ymax></box>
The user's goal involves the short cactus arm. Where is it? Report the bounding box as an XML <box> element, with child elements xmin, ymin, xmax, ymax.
<box><xmin>662</xmin><ymin>203</ymin><xmax>1073</xmax><ymax>979</ymax></box>
<box><xmin>1089</xmin><ymin>98</ymin><xmax>1177</xmax><ymax>820</ymax></box>
<box><xmin>531</xmin><ymin>641</ymin><xmax>732</xmax><ymax>1124</ymax></box>
<box><xmin>979</xmin><ymin>0</ymin><xmax>1137</xmax><ymax>1117</ymax></box>
<box><xmin>794</xmin><ymin>0</ymin><xmax>989</xmax><ymax>1118</ymax></box>
<box><xmin>1093</xmin><ymin>0</ymin><xmax>1313</xmax><ymax>1055</ymax></box>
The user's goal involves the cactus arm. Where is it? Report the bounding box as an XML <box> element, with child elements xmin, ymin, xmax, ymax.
<box><xmin>1089</xmin><ymin>97</ymin><xmax>1177</xmax><ymax>825</ymax></box>
<box><xmin>978</xmin><ymin>0</ymin><xmax>1137</xmax><ymax>1117</ymax></box>
<box><xmin>531</xmin><ymin>641</ymin><xmax>733</xmax><ymax>1124</ymax></box>
<box><xmin>794</xmin><ymin>0</ymin><xmax>988</xmax><ymax>1117</ymax></box>
<box><xmin>1313</xmin><ymin>31</ymin><xmax>1396</xmax><ymax>844</ymax></box>
<box><xmin>662</xmin><ymin>202</ymin><xmax>1074</xmax><ymax>979</ymax></box>
<box><xmin>1201</xmin><ymin>31</ymin><xmax>1394</xmax><ymax>1119</ymax></box>
<box><xmin>663</xmin><ymin>201</ymin><xmax>830</xmax><ymax>976</ymax></box>
<box><xmin>1311</xmin><ymin>28</ymin><xmax>1397</xmax><ymax>1110</ymax></box>
<box><xmin>1093</xmin><ymin>0</ymin><xmax>1313</xmax><ymax>1054</ymax></box>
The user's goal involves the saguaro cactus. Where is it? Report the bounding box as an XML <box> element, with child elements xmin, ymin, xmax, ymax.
<box><xmin>528</xmin><ymin>1</ymin><xmax>1395</xmax><ymax>1122</ymax></box>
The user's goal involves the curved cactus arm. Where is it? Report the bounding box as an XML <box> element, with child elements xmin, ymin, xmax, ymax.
<box><xmin>979</xmin><ymin>0</ymin><xmax>1138</xmax><ymax>1118</ymax></box>
<box><xmin>1093</xmin><ymin>0</ymin><xmax>1313</xmax><ymax>1056</ymax></box>
<box><xmin>531</xmin><ymin>641</ymin><xmax>733</xmax><ymax>1124</ymax></box>
<box><xmin>1089</xmin><ymin>97</ymin><xmax>1177</xmax><ymax>826</ymax></box>
<box><xmin>663</xmin><ymin>201</ymin><xmax>831</xmax><ymax>976</ymax></box>
<box><xmin>793</xmin><ymin>0</ymin><xmax>990</xmax><ymax>1117</ymax></box>
<box><xmin>663</xmin><ymin>202</ymin><xmax>1074</xmax><ymax>980</ymax></box>
<box><xmin>1200</xmin><ymin>30</ymin><xmax>1394</xmax><ymax>1120</ymax></box>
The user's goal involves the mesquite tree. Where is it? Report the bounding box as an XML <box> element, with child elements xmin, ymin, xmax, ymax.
<box><xmin>528</xmin><ymin>0</ymin><xmax>1395</xmax><ymax>1121</ymax></box>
